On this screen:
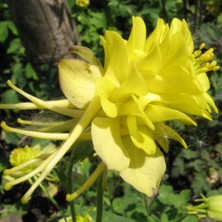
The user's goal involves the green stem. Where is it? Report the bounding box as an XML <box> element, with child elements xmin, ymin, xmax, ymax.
<box><xmin>66</xmin><ymin>162</ymin><xmax>105</xmax><ymax>201</ymax></box>
<box><xmin>96</xmin><ymin>172</ymin><xmax>104</xmax><ymax>222</ymax></box>
<box><xmin>144</xmin><ymin>195</ymin><xmax>152</xmax><ymax>216</ymax></box>
<box><xmin>67</xmin><ymin>152</ymin><xmax>78</xmax><ymax>222</ymax></box>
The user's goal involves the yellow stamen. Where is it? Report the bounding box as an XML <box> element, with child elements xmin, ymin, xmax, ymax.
<box><xmin>66</xmin><ymin>161</ymin><xmax>105</xmax><ymax>201</ymax></box>
<box><xmin>194</xmin><ymin>50</ymin><xmax>201</xmax><ymax>57</ymax></box>
<box><xmin>200</xmin><ymin>43</ymin><xmax>205</xmax><ymax>49</ymax></box>
<box><xmin>194</xmin><ymin>43</ymin><xmax>219</xmax><ymax>73</ymax></box>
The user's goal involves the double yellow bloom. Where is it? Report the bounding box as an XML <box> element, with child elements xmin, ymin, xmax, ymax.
<box><xmin>1</xmin><ymin>17</ymin><xmax>218</xmax><ymax>202</ymax></box>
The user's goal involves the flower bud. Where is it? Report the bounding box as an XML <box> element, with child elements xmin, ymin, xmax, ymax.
<box><xmin>206</xmin><ymin>195</ymin><xmax>222</xmax><ymax>221</ymax></box>
<box><xmin>187</xmin><ymin>194</ymin><xmax>222</xmax><ymax>221</ymax></box>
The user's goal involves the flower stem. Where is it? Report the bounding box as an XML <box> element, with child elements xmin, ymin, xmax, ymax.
<box><xmin>96</xmin><ymin>172</ymin><xmax>105</xmax><ymax>222</ymax></box>
<box><xmin>144</xmin><ymin>195</ymin><xmax>152</xmax><ymax>216</ymax></box>
<box><xmin>67</xmin><ymin>148</ymin><xmax>80</xmax><ymax>222</ymax></box>
<box><xmin>66</xmin><ymin>162</ymin><xmax>105</xmax><ymax>201</ymax></box>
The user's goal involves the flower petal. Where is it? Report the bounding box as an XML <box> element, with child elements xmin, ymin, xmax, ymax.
<box><xmin>96</xmin><ymin>77</ymin><xmax>119</xmax><ymax>117</ymax></box>
<box><xmin>101</xmin><ymin>31</ymin><xmax>128</xmax><ymax>84</ymax></box>
<box><xmin>120</xmin><ymin>137</ymin><xmax>166</xmax><ymax>197</ymax></box>
<box><xmin>127</xmin><ymin>116</ymin><xmax>156</xmax><ymax>155</ymax></box>
<box><xmin>91</xmin><ymin>117</ymin><xmax>130</xmax><ymax>171</ymax></box>
<box><xmin>153</xmin><ymin>123</ymin><xmax>187</xmax><ymax>152</ymax></box>
<box><xmin>59</xmin><ymin>59</ymin><xmax>102</xmax><ymax>108</ymax></box>
<box><xmin>145</xmin><ymin>104</ymin><xmax>196</xmax><ymax>125</ymax></box>
<box><xmin>126</xmin><ymin>16</ymin><xmax>146</xmax><ymax>59</ymax></box>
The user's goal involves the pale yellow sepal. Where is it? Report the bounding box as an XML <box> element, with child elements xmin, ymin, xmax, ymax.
<box><xmin>120</xmin><ymin>138</ymin><xmax>166</xmax><ymax>198</ymax></box>
<box><xmin>59</xmin><ymin>59</ymin><xmax>102</xmax><ymax>108</ymax></box>
<box><xmin>91</xmin><ymin>117</ymin><xmax>130</xmax><ymax>171</ymax></box>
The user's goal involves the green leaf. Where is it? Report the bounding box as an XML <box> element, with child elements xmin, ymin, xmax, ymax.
<box><xmin>157</xmin><ymin>185</ymin><xmax>191</xmax><ymax>208</ymax></box>
<box><xmin>0</xmin><ymin>21</ymin><xmax>8</xmax><ymax>42</ymax></box>
<box><xmin>7</xmin><ymin>38</ymin><xmax>23</xmax><ymax>54</ymax></box>
<box><xmin>112</xmin><ymin>185</ymin><xmax>138</xmax><ymax>215</ymax></box>
<box><xmin>147</xmin><ymin>215</ymin><xmax>161</xmax><ymax>222</ymax></box>
<box><xmin>101</xmin><ymin>211</ymin><xmax>134</xmax><ymax>222</ymax></box>
<box><xmin>6</xmin><ymin>21</ymin><xmax>18</xmax><ymax>35</ymax></box>
<box><xmin>181</xmin><ymin>215</ymin><xmax>198</xmax><ymax>222</ymax></box>
<box><xmin>177</xmin><ymin>189</ymin><xmax>191</xmax><ymax>206</ymax></box>
<box><xmin>0</xmin><ymin>89</ymin><xmax>19</xmax><ymax>103</ymax></box>
<box><xmin>160</xmin><ymin>212</ymin><xmax>169</xmax><ymax>222</ymax></box>
<box><xmin>25</xmin><ymin>63</ymin><xmax>38</xmax><ymax>80</ymax></box>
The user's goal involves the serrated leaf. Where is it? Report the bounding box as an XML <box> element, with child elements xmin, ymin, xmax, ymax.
<box><xmin>112</xmin><ymin>186</ymin><xmax>138</xmax><ymax>215</ymax></box>
<box><xmin>178</xmin><ymin>189</ymin><xmax>191</xmax><ymax>205</ymax></box>
<box><xmin>157</xmin><ymin>185</ymin><xmax>178</xmax><ymax>206</ymax></box>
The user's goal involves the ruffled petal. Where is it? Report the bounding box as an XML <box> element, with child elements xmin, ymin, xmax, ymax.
<box><xmin>127</xmin><ymin>116</ymin><xmax>156</xmax><ymax>155</ymax></box>
<box><xmin>145</xmin><ymin>104</ymin><xmax>196</xmax><ymax>125</ymax></box>
<box><xmin>126</xmin><ymin>16</ymin><xmax>146</xmax><ymax>59</ymax></box>
<box><xmin>101</xmin><ymin>31</ymin><xmax>128</xmax><ymax>84</ymax></box>
<box><xmin>120</xmin><ymin>137</ymin><xmax>166</xmax><ymax>197</ymax></box>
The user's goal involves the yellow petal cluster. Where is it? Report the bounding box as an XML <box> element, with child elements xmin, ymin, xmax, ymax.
<box><xmin>0</xmin><ymin>16</ymin><xmax>218</xmax><ymax>203</ymax></box>
<box><xmin>60</xmin><ymin>17</ymin><xmax>218</xmax><ymax>197</ymax></box>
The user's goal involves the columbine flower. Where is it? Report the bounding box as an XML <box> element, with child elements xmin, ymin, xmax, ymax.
<box><xmin>59</xmin><ymin>17</ymin><xmax>218</xmax><ymax>198</ymax></box>
<box><xmin>187</xmin><ymin>194</ymin><xmax>222</xmax><ymax>221</ymax></box>
<box><xmin>0</xmin><ymin>16</ymin><xmax>218</xmax><ymax>203</ymax></box>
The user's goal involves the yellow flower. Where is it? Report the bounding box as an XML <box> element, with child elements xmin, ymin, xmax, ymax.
<box><xmin>76</xmin><ymin>0</ymin><xmax>90</xmax><ymax>8</ymax></box>
<box><xmin>10</xmin><ymin>145</ymin><xmax>42</xmax><ymax>168</ymax></box>
<box><xmin>0</xmin><ymin>16</ymin><xmax>218</xmax><ymax>203</ymax></box>
<box><xmin>59</xmin><ymin>17</ymin><xmax>218</xmax><ymax>198</ymax></box>
<box><xmin>3</xmin><ymin>143</ymin><xmax>57</xmax><ymax>202</ymax></box>
<box><xmin>187</xmin><ymin>194</ymin><xmax>222</xmax><ymax>221</ymax></box>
